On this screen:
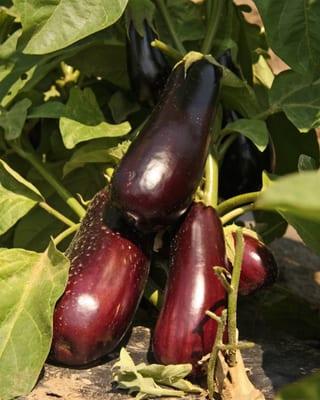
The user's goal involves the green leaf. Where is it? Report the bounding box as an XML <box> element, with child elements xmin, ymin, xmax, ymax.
<box><xmin>275</xmin><ymin>371</ymin><xmax>320</xmax><ymax>400</ymax></box>
<box><xmin>254</xmin><ymin>211</ymin><xmax>287</xmax><ymax>244</ymax></box>
<box><xmin>0</xmin><ymin>242</ymin><xmax>70</xmax><ymax>400</ymax></box>
<box><xmin>126</xmin><ymin>0</ymin><xmax>156</xmax><ymax>36</ymax></box>
<box><xmin>15</xmin><ymin>0</ymin><xmax>128</xmax><ymax>55</ymax></box>
<box><xmin>254</xmin><ymin>0</ymin><xmax>320</xmax><ymax>74</ymax></box>
<box><xmin>108</xmin><ymin>91</ymin><xmax>140</xmax><ymax>123</ymax></box>
<box><xmin>298</xmin><ymin>154</ymin><xmax>318</xmax><ymax>172</ymax></box>
<box><xmin>0</xmin><ymin>98</ymin><xmax>32</xmax><ymax>140</ymax></box>
<box><xmin>28</xmin><ymin>101</ymin><xmax>66</xmax><ymax>119</ymax></box>
<box><xmin>269</xmin><ymin>71</ymin><xmax>320</xmax><ymax>133</ymax></box>
<box><xmin>0</xmin><ymin>158</ymin><xmax>43</xmax><ymax>235</ymax></box>
<box><xmin>113</xmin><ymin>348</ymin><xmax>202</xmax><ymax>398</ymax></box>
<box><xmin>222</xmin><ymin>118</ymin><xmax>269</xmax><ymax>151</ymax></box>
<box><xmin>59</xmin><ymin>87</ymin><xmax>131</xmax><ymax>149</ymax></box>
<box><xmin>267</xmin><ymin>113</ymin><xmax>319</xmax><ymax>176</ymax></box>
<box><xmin>256</xmin><ymin>171</ymin><xmax>320</xmax><ymax>222</ymax></box>
<box><xmin>63</xmin><ymin>139</ymin><xmax>130</xmax><ymax>176</ymax></box>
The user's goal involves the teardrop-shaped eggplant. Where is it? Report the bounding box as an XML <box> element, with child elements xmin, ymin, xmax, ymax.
<box><xmin>111</xmin><ymin>57</ymin><xmax>222</xmax><ymax>232</ymax></box>
<box><xmin>152</xmin><ymin>202</ymin><xmax>227</xmax><ymax>371</ymax></box>
<box><xmin>127</xmin><ymin>20</ymin><xmax>171</xmax><ymax>105</ymax></box>
<box><xmin>230</xmin><ymin>233</ymin><xmax>278</xmax><ymax>295</ymax></box>
<box><xmin>219</xmin><ymin>110</ymin><xmax>276</xmax><ymax>199</ymax></box>
<box><xmin>50</xmin><ymin>188</ymin><xmax>152</xmax><ymax>366</ymax></box>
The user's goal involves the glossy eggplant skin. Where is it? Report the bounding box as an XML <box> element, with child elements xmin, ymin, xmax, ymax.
<box><xmin>111</xmin><ymin>59</ymin><xmax>222</xmax><ymax>232</ymax></box>
<box><xmin>127</xmin><ymin>21</ymin><xmax>170</xmax><ymax>106</ymax></box>
<box><xmin>231</xmin><ymin>233</ymin><xmax>278</xmax><ymax>295</ymax></box>
<box><xmin>152</xmin><ymin>202</ymin><xmax>227</xmax><ymax>371</ymax></box>
<box><xmin>50</xmin><ymin>189</ymin><xmax>151</xmax><ymax>366</ymax></box>
<box><xmin>219</xmin><ymin>110</ymin><xmax>276</xmax><ymax>199</ymax></box>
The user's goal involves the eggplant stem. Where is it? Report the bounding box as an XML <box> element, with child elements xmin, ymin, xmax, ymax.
<box><xmin>11</xmin><ymin>142</ymin><xmax>86</xmax><ymax>219</ymax></box>
<box><xmin>144</xmin><ymin>279</ymin><xmax>163</xmax><ymax>309</ymax></box>
<box><xmin>39</xmin><ymin>202</ymin><xmax>76</xmax><ymax>227</ymax></box>
<box><xmin>154</xmin><ymin>0</ymin><xmax>186</xmax><ymax>55</ymax></box>
<box><xmin>53</xmin><ymin>224</ymin><xmax>80</xmax><ymax>246</ymax></box>
<box><xmin>227</xmin><ymin>228</ymin><xmax>244</xmax><ymax>367</ymax></box>
<box><xmin>151</xmin><ymin>39</ymin><xmax>182</xmax><ymax>61</ymax></box>
<box><xmin>203</xmin><ymin>152</ymin><xmax>219</xmax><ymax>208</ymax></box>
<box><xmin>213</xmin><ymin>266</ymin><xmax>233</xmax><ymax>293</ymax></box>
<box><xmin>218</xmin><ymin>133</ymin><xmax>237</xmax><ymax>162</ymax></box>
<box><xmin>217</xmin><ymin>192</ymin><xmax>260</xmax><ymax>216</ymax></box>
<box><xmin>219</xmin><ymin>342</ymin><xmax>255</xmax><ymax>351</ymax></box>
<box><xmin>201</xmin><ymin>0</ymin><xmax>224</xmax><ymax>54</ymax></box>
<box><xmin>207</xmin><ymin>309</ymin><xmax>227</xmax><ymax>399</ymax></box>
<box><xmin>220</xmin><ymin>204</ymin><xmax>255</xmax><ymax>225</ymax></box>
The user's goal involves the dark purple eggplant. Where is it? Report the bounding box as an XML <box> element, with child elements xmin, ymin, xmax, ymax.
<box><xmin>152</xmin><ymin>202</ymin><xmax>227</xmax><ymax>372</ymax></box>
<box><xmin>111</xmin><ymin>56</ymin><xmax>222</xmax><ymax>232</ymax></box>
<box><xmin>127</xmin><ymin>20</ymin><xmax>170</xmax><ymax>106</ymax></box>
<box><xmin>229</xmin><ymin>233</ymin><xmax>278</xmax><ymax>295</ymax></box>
<box><xmin>50</xmin><ymin>188</ymin><xmax>151</xmax><ymax>366</ymax></box>
<box><xmin>219</xmin><ymin>112</ymin><xmax>276</xmax><ymax>199</ymax></box>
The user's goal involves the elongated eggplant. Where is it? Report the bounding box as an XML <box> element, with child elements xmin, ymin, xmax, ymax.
<box><xmin>219</xmin><ymin>112</ymin><xmax>276</xmax><ymax>199</ymax></box>
<box><xmin>127</xmin><ymin>20</ymin><xmax>170</xmax><ymax>105</ymax></box>
<box><xmin>111</xmin><ymin>55</ymin><xmax>222</xmax><ymax>232</ymax></box>
<box><xmin>50</xmin><ymin>188</ymin><xmax>151</xmax><ymax>366</ymax></box>
<box><xmin>230</xmin><ymin>233</ymin><xmax>278</xmax><ymax>295</ymax></box>
<box><xmin>240</xmin><ymin>235</ymin><xmax>278</xmax><ymax>294</ymax></box>
<box><xmin>152</xmin><ymin>202</ymin><xmax>227</xmax><ymax>371</ymax></box>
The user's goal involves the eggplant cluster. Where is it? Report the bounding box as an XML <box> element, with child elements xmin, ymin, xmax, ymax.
<box><xmin>51</xmin><ymin>30</ymin><xmax>278</xmax><ymax>372</ymax></box>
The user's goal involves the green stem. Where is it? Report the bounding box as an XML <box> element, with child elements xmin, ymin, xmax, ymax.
<box><xmin>207</xmin><ymin>309</ymin><xmax>227</xmax><ymax>399</ymax></box>
<box><xmin>218</xmin><ymin>134</ymin><xmax>237</xmax><ymax>162</ymax></box>
<box><xmin>151</xmin><ymin>39</ymin><xmax>182</xmax><ymax>61</ymax></box>
<box><xmin>154</xmin><ymin>0</ymin><xmax>186</xmax><ymax>55</ymax></box>
<box><xmin>39</xmin><ymin>202</ymin><xmax>76</xmax><ymax>227</ymax></box>
<box><xmin>227</xmin><ymin>228</ymin><xmax>244</xmax><ymax>367</ymax></box>
<box><xmin>53</xmin><ymin>224</ymin><xmax>80</xmax><ymax>246</ymax></box>
<box><xmin>144</xmin><ymin>279</ymin><xmax>163</xmax><ymax>309</ymax></box>
<box><xmin>201</xmin><ymin>0</ymin><xmax>224</xmax><ymax>54</ymax></box>
<box><xmin>220</xmin><ymin>204</ymin><xmax>254</xmax><ymax>225</ymax></box>
<box><xmin>11</xmin><ymin>144</ymin><xmax>86</xmax><ymax>220</ymax></box>
<box><xmin>217</xmin><ymin>191</ymin><xmax>259</xmax><ymax>216</ymax></box>
<box><xmin>203</xmin><ymin>152</ymin><xmax>219</xmax><ymax>208</ymax></box>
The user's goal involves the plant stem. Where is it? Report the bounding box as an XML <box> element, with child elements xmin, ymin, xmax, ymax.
<box><xmin>206</xmin><ymin>309</ymin><xmax>227</xmax><ymax>399</ymax></box>
<box><xmin>151</xmin><ymin>39</ymin><xmax>182</xmax><ymax>61</ymax></box>
<box><xmin>227</xmin><ymin>228</ymin><xmax>244</xmax><ymax>367</ymax></box>
<box><xmin>218</xmin><ymin>133</ymin><xmax>237</xmax><ymax>162</ymax></box>
<box><xmin>217</xmin><ymin>191</ymin><xmax>259</xmax><ymax>216</ymax></box>
<box><xmin>53</xmin><ymin>224</ymin><xmax>80</xmax><ymax>246</ymax></box>
<box><xmin>201</xmin><ymin>0</ymin><xmax>224</xmax><ymax>54</ymax></box>
<box><xmin>220</xmin><ymin>204</ymin><xmax>254</xmax><ymax>225</ymax></box>
<box><xmin>144</xmin><ymin>279</ymin><xmax>163</xmax><ymax>309</ymax></box>
<box><xmin>203</xmin><ymin>151</ymin><xmax>219</xmax><ymax>208</ymax></box>
<box><xmin>11</xmin><ymin>144</ymin><xmax>86</xmax><ymax>220</ymax></box>
<box><xmin>154</xmin><ymin>0</ymin><xmax>186</xmax><ymax>55</ymax></box>
<box><xmin>39</xmin><ymin>202</ymin><xmax>76</xmax><ymax>227</ymax></box>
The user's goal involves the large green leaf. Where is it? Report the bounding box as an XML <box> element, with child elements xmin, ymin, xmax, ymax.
<box><xmin>0</xmin><ymin>98</ymin><xmax>32</xmax><ymax>140</ymax></box>
<box><xmin>222</xmin><ymin>118</ymin><xmax>269</xmax><ymax>151</ymax></box>
<box><xmin>275</xmin><ymin>372</ymin><xmax>320</xmax><ymax>400</ymax></box>
<box><xmin>269</xmin><ymin>71</ymin><xmax>320</xmax><ymax>133</ymax></box>
<box><xmin>0</xmin><ymin>242</ymin><xmax>69</xmax><ymax>400</ymax></box>
<box><xmin>0</xmin><ymin>159</ymin><xmax>43</xmax><ymax>235</ymax></box>
<box><xmin>14</xmin><ymin>0</ymin><xmax>128</xmax><ymax>55</ymax></box>
<box><xmin>256</xmin><ymin>171</ymin><xmax>320</xmax><ymax>222</ymax></box>
<box><xmin>59</xmin><ymin>87</ymin><xmax>131</xmax><ymax>149</ymax></box>
<box><xmin>254</xmin><ymin>0</ymin><xmax>320</xmax><ymax>74</ymax></box>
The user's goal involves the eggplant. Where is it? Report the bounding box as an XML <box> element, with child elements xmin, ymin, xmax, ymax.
<box><xmin>152</xmin><ymin>202</ymin><xmax>227</xmax><ymax>371</ymax></box>
<box><xmin>50</xmin><ymin>188</ymin><xmax>151</xmax><ymax>366</ymax></box>
<box><xmin>111</xmin><ymin>56</ymin><xmax>222</xmax><ymax>232</ymax></box>
<box><xmin>219</xmin><ymin>113</ymin><xmax>276</xmax><ymax>199</ymax></box>
<box><xmin>127</xmin><ymin>20</ymin><xmax>171</xmax><ymax>106</ymax></box>
<box><xmin>230</xmin><ymin>233</ymin><xmax>278</xmax><ymax>295</ymax></box>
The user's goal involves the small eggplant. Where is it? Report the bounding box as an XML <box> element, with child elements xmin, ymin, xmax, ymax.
<box><xmin>111</xmin><ymin>55</ymin><xmax>222</xmax><ymax>232</ymax></box>
<box><xmin>152</xmin><ymin>202</ymin><xmax>227</xmax><ymax>371</ymax></box>
<box><xmin>50</xmin><ymin>188</ymin><xmax>151</xmax><ymax>366</ymax></box>
<box><xmin>126</xmin><ymin>20</ymin><xmax>171</xmax><ymax>106</ymax></box>
<box><xmin>230</xmin><ymin>233</ymin><xmax>278</xmax><ymax>295</ymax></box>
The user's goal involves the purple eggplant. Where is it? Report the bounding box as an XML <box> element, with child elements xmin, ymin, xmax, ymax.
<box><xmin>152</xmin><ymin>202</ymin><xmax>227</xmax><ymax>372</ymax></box>
<box><xmin>230</xmin><ymin>233</ymin><xmax>278</xmax><ymax>295</ymax></box>
<box><xmin>111</xmin><ymin>56</ymin><xmax>222</xmax><ymax>232</ymax></box>
<box><xmin>50</xmin><ymin>188</ymin><xmax>151</xmax><ymax>366</ymax></box>
<box><xmin>127</xmin><ymin>20</ymin><xmax>170</xmax><ymax>106</ymax></box>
